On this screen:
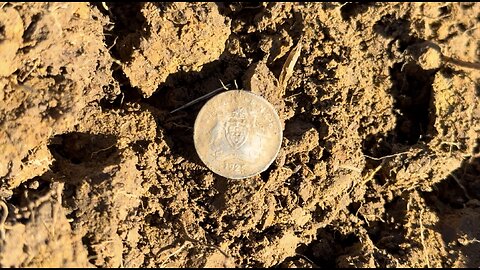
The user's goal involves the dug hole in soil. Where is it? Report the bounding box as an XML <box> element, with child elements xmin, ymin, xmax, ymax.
<box><xmin>1</xmin><ymin>2</ymin><xmax>480</xmax><ymax>267</ymax></box>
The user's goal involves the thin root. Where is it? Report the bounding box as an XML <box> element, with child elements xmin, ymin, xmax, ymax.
<box><xmin>107</xmin><ymin>36</ymin><xmax>119</xmax><ymax>51</ymax></box>
<box><xmin>160</xmin><ymin>241</ymin><xmax>192</xmax><ymax>268</ymax></box>
<box><xmin>180</xmin><ymin>221</ymin><xmax>232</xmax><ymax>262</ymax></box>
<box><xmin>418</xmin><ymin>207</ymin><xmax>431</xmax><ymax>268</ymax></box>
<box><xmin>219</xmin><ymin>79</ymin><xmax>229</xmax><ymax>91</ymax></box>
<box><xmin>364</xmin><ymin>150</ymin><xmax>414</xmax><ymax>161</ymax></box>
<box><xmin>294</xmin><ymin>253</ymin><xmax>318</xmax><ymax>267</ymax></box>
<box><xmin>0</xmin><ymin>200</ymin><xmax>8</xmax><ymax>240</ymax></box>
<box><xmin>450</xmin><ymin>173</ymin><xmax>472</xmax><ymax>200</ymax></box>
<box><xmin>90</xmin><ymin>143</ymin><xmax>116</xmax><ymax>158</ymax></box>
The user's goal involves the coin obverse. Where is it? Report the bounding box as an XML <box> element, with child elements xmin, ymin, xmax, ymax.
<box><xmin>194</xmin><ymin>90</ymin><xmax>283</xmax><ymax>179</ymax></box>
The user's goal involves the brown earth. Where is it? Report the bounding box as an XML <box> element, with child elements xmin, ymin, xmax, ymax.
<box><xmin>0</xmin><ymin>2</ymin><xmax>479</xmax><ymax>268</ymax></box>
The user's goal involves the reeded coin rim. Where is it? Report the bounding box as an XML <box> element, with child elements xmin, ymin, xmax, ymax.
<box><xmin>193</xmin><ymin>90</ymin><xmax>283</xmax><ymax>179</ymax></box>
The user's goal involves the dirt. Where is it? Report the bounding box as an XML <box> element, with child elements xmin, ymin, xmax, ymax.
<box><xmin>0</xmin><ymin>2</ymin><xmax>479</xmax><ymax>268</ymax></box>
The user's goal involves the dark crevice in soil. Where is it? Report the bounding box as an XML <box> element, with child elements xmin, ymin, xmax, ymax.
<box><xmin>283</xmin><ymin>118</ymin><xmax>316</xmax><ymax>142</ymax></box>
<box><xmin>373</xmin><ymin>14</ymin><xmax>411</xmax><ymax>41</ymax></box>
<box><xmin>48</xmin><ymin>132</ymin><xmax>118</xmax><ymax>165</ymax></box>
<box><xmin>296</xmin><ymin>226</ymin><xmax>361</xmax><ymax>268</ymax></box>
<box><xmin>91</xmin><ymin>2</ymin><xmax>148</xmax><ymax>104</ymax></box>
<box><xmin>389</xmin><ymin>62</ymin><xmax>437</xmax><ymax>145</ymax></box>
<box><xmin>21</xmin><ymin>13</ymin><xmax>43</xmax><ymax>47</ymax></box>
<box><xmin>42</xmin><ymin>131</ymin><xmax>123</xmax><ymax>225</ymax></box>
<box><xmin>277</xmin><ymin>255</ymin><xmax>317</xmax><ymax>268</ymax></box>
<box><xmin>144</xmin><ymin>211</ymin><xmax>163</xmax><ymax>227</ymax></box>
<box><xmin>81</xmin><ymin>234</ymin><xmax>98</xmax><ymax>265</ymax></box>
<box><xmin>340</xmin><ymin>3</ymin><xmax>376</xmax><ymax>21</ymax></box>
<box><xmin>424</xmin><ymin>157</ymin><xmax>480</xmax><ymax>209</ymax></box>
<box><xmin>367</xmin><ymin>195</ymin><xmax>408</xmax><ymax>255</ymax></box>
<box><xmin>63</xmin><ymin>183</ymin><xmax>78</xmax><ymax>223</ymax></box>
<box><xmin>6</xmin><ymin>178</ymin><xmax>52</xmax><ymax>224</ymax></box>
<box><xmin>259</xmin><ymin>169</ymin><xmax>271</xmax><ymax>183</ymax></box>
<box><xmin>99</xmin><ymin>66</ymin><xmax>144</xmax><ymax>109</ymax></box>
<box><xmin>92</xmin><ymin>2</ymin><xmax>147</xmax><ymax>62</ymax></box>
<box><xmin>130</xmin><ymin>140</ymin><xmax>151</xmax><ymax>156</ymax></box>
<box><xmin>214</xmin><ymin>3</ymin><xmax>265</xmax><ymax>25</ymax></box>
<box><xmin>361</xmin><ymin>133</ymin><xmax>394</xmax><ymax>159</ymax></box>
<box><xmin>199</xmin><ymin>214</ymin><xmax>220</xmax><ymax>235</ymax></box>
<box><xmin>372</xmin><ymin>14</ymin><xmax>439</xmax><ymax>146</ymax></box>
<box><xmin>361</xmin><ymin>56</ymin><xmax>436</xmax><ymax>162</ymax></box>
<box><xmin>422</xmin><ymin>157</ymin><xmax>480</xmax><ymax>267</ymax></box>
<box><xmin>146</xmin><ymin>56</ymin><xmax>244</xmax><ymax>112</ymax></box>
<box><xmin>473</xmin><ymin>139</ymin><xmax>480</xmax><ymax>155</ymax></box>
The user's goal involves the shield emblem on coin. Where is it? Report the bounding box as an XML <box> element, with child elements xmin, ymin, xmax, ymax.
<box><xmin>224</xmin><ymin>109</ymin><xmax>248</xmax><ymax>149</ymax></box>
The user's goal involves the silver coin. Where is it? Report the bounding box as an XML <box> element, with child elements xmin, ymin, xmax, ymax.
<box><xmin>193</xmin><ymin>90</ymin><xmax>283</xmax><ymax>179</ymax></box>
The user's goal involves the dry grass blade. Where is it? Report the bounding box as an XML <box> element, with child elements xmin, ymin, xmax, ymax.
<box><xmin>170</xmin><ymin>84</ymin><xmax>230</xmax><ymax>113</ymax></box>
<box><xmin>279</xmin><ymin>40</ymin><xmax>302</xmax><ymax>91</ymax></box>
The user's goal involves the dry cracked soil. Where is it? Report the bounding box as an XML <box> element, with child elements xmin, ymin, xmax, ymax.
<box><xmin>0</xmin><ymin>2</ymin><xmax>480</xmax><ymax>268</ymax></box>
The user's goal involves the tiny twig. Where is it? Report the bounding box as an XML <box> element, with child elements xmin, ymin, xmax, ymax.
<box><xmin>19</xmin><ymin>60</ymin><xmax>39</xmax><ymax>82</ymax></box>
<box><xmin>171</xmin><ymin>123</ymin><xmax>192</xmax><ymax>129</ymax></box>
<box><xmin>338</xmin><ymin>165</ymin><xmax>362</xmax><ymax>173</ymax></box>
<box><xmin>440</xmin><ymin>140</ymin><xmax>462</xmax><ymax>156</ymax></box>
<box><xmin>100</xmin><ymin>2</ymin><xmax>114</xmax><ymax>17</ymax></box>
<box><xmin>41</xmin><ymin>220</ymin><xmax>54</xmax><ymax>239</ymax></box>
<box><xmin>295</xmin><ymin>253</ymin><xmax>318</xmax><ymax>267</ymax></box>
<box><xmin>284</xmin><ymin>92</ymin><xmax>301</xmax><ymax>101</ymax></box>
<box><xmin>90</xmin><ymin>240</ymin><xmax>115</xmax><ymax>247</ymax></box>
<box><xmin>160</xmin><ymin>241</ymin><xmax>192</xmax><ymax>268</ymax></box>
